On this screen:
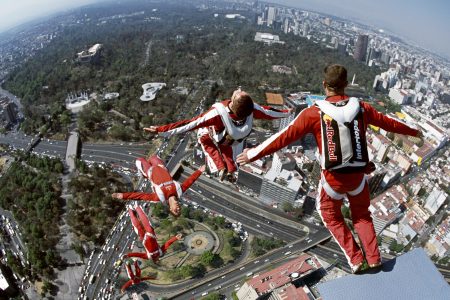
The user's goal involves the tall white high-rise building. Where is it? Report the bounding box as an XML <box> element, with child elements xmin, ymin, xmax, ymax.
<box><xmin>283</xmin><ymin>18</ymin><xmax>290</xmax><ymax>34</ymax></box>
<box><xmin>267</xmin><ymin>6</ymin><xmax>276</xmax><ymax>26</ymax></box>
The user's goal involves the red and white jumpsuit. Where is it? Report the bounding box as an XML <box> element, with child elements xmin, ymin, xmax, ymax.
<box><xmin>246</xmin><ymin>95</ymin><xmax>419</xmax><ymax>269</ymax></box>
<box><xmin>124</xmin><ymin>205</ymin><xmax>179</xmax><ymax>262</ymax></box>
<box><xmin>121</xmin><ymin>260</ymin><xmax>155</xmax><ymax>292</ymax></box>
<box><xmin>120</xmin><ymin>155</ymin><xmax>203</xmax><ymax>204</ymax></box>
<box><xmin>155</xmin><ymin>100</ymin><xmax>290</xmax><ymax>173</ymax></box>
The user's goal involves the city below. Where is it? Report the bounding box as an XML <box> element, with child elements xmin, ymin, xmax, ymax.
<box><xmin>0</xmin><ymin>1</ymin><xmax>449</xmax><ymax>300</ymax></box>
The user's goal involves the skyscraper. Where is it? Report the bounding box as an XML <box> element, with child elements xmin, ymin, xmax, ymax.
<box><xmin>267</xmin><ymin>6</ymin><xmax>276</xmax><ymax>26</ymax></box>
<box><xmin>283</xmin><ymin>18</ymin><xmax>290</xmax><ymax>34</ymax></box>
<box><xmin>353</xmin><ymin>34</ymin><xmax>369</xmax><ymax>62</ymax></box>
<box><xmin>302</xmin><ymin>23</ymin><xmax>310</xmax><ymax>37</ymax></box>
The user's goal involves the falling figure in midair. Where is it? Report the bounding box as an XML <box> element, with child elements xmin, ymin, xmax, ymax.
<box><xmin>121</xmin><ymin>259</ymin><xmax>155</xmax><ymax>293</ymax></box>
<box><xmin>112</xmin><ymin>155</ymin><xmax>205</xmax><ymax>217</ymax></box>
<box><xmin>122</xmin><ymin>204</ymin><xmax>183</xmax><ymax>262</ymax></box>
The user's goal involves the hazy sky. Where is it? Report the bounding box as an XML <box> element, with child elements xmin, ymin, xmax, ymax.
<box><xmin>0</xmin><ymin>0</ymin><xmax>98</xmax><ymax>31</ymax></box>
<box><xmin>272</xmin><ymin>0</ymin><xmax>450</xmax><ymax>58</ymax></box>
<box><xmin>0</xmin><ymin>0</ymin><xmax>448</xmax><ymax>58</ymax></box>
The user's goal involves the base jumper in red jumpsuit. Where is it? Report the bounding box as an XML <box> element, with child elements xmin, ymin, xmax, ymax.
<box><xmin>144</xmin><ymin>90</ymin><xmax>290</xmax><ymax>179</ymax></box>
<box><xmin>121</xmin><ymin>260</ymin><xmax>155</xmax><ymax>293</ymax></box>
<box><xmin>123</xmin><ymin>204</ymin><xmax>182</xmax><ymax>262</ymax></box>
<box><xmin>238</xmin><ymin>65</ymin><xmax>420</xmax><ymax>273</ymax></box>
<box><xmin>112</xmin><ymin>155</ymin><xmax>204</xmax><ymax>216</ymax></box>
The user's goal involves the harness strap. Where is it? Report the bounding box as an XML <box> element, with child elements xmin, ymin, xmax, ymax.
<box><xmin>320</xmin><ymin>173</ymin><xmax>367</xmax><ymax>200</ymax></box>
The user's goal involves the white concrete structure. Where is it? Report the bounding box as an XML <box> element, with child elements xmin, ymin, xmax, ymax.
<box><xmin>77</xmin><ymin>43</ymin><xmax>103</xmax><ymax>62</ymax></box>
<box><xmin>254</xmin><ymin>32</ymin><xmax>285</xmax><ymax>45</ymax></box>
<box><xmin>104</xmin><ymin>92</ymin><xmax>119</xmax><ymax>100</ymax></box>
<box><xmin>65</xmin><ymin>92</ymin><xmax>90</xmax><ymax>113</ymax></box>
<box><xmin>225</xmin><ymin>14</ymin><xmax>244</xmax><ymax>19</ymax></box>
<box><xmin>66</xmin><ymin>131</ymin><xmax>79</xmax><ymax>173</ymax></box>
<box><xmin>140</xmin><ymin>83</ymin><xmax>166</xmax><ymax>101</ymax></box>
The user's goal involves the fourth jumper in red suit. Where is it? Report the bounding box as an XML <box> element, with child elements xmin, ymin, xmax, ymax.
<box><xmin>145</xmin><ymin>90</ymin><xmax>291</xmax><ymax>177</ymax></box>
<box><xmin>237</xmin><ymin>65</ymin><xmax>421</xmax><ymax>273</ymax></box>
<box><xmin>123</xmin><ymin>204</ymin><xmax>182</xmax><ymax>262</ymax></box>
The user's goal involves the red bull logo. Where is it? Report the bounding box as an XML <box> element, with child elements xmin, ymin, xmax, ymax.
<box><xmin>324</xmin><ymin>115</ymin><xmax>337</xmax><ymax>161</ymax></box>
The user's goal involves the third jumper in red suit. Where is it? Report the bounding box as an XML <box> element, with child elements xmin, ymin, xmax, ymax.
<box><xmin>119</xmin><ymin>155</ymin><xmax>203</xmax><ymax>204</ymax></box>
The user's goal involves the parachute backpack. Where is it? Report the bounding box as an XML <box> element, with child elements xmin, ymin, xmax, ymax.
<box><xmin>316</xmin><ymin>97</ymin><xmax>369</xmax><ymax>171</ymax></box>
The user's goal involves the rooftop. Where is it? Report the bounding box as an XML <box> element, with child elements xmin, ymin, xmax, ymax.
<box><xmin>415</xmin><ymin>142</ymin><xmax>435</xmax><ymax>158</ymax></box>
<box><xmin>248</xmin><ymin>254</ymin><xmax>321</xmax><ymax>295</ymax></box>
<box><xmin>370</xmin><ymin>184</ymin><xmax>408</xmax><ymax>222</ymax></box>
<box><xmin>318</xmin><ymin>248</ymin><xmax>450</xmax><ymax>300</ymax></box>
<box><xmin>274</xmin><ymin>284</ymin><xmax>310</xmax><ymax>300</ymax></box>
<box><xmin>265</xmin><ymin>92</ymin><xmax>284</xmax><ymax>106</ymax></box>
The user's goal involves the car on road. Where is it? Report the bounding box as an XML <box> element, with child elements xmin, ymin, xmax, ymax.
<box><xmin>201</xmin><ymin>291</ymin><xmax>209</xmax><ymax>296</ymax></box>
<box><xmin>284</xmin><ymin>251</ymin><xmax>292</xmax><ymax>256</ymax></box>
<box><xmin>89</xmin><ymin>274</ymin><xmax>96</xmax><ymax>284</ymax></box>
<box><xmin>239</xmin><ymin>267</ymin><xmax>245</xmax><ymax>271</ymax></box>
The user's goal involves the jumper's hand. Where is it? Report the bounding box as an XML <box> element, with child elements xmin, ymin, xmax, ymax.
<box><xmin>143</xmin><ymin>126</ymin><xmax>158</xmax><ymax>133</ymax></box>
<box><xmin>112</xmin><ymin>193</ymin><xmax>124</xmax><ymax>199</ymax></box>
<box><xmin>176</xmin><ymin>233</ymin><xmax>184</xmax><ymax>240</ymax></box>
<box><xmin>236</xmin><ymin>148</ymin><xmax>251</xmax><ymax>165</ymax></box>
<box><xmin>168</xmin><ymin>197</ymin><xmax>181</xmax><ymax>217</ymax></box>
<box><xmin>199</xmin><ymin>165</ymin><xmax>206</xmax><ymax>172</ymax></box>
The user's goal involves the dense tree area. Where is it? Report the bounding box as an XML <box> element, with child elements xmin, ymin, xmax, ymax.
<box><xmin>166</xmin><ymin>263</ymin><xmax>206</xmax><ymax>281</ymax></box>
<box><xmin>67</xmin><ymin>162</ymin><xmax>127</xmax><ymax>245</ymax></box>
<box><xmin>0</xmin><ymin>155</ymin><xmax>63</xmax><ymax>279</ymax></box>
<box><xmin>251</xmin><ymin>236</ymin><xmax>285</xmax><ymax>257</ymax></box>
<box><xmin>4</xmin><ymin>1</ymin><xmax>379</xmax><ymax>140</ymax></box>
<box><xmin>200</xmin><ymin>250</ymin><xmax>224</xmax><ymax>268</ymax></box>
<box><xmin>223</xmin><ymin>229</ymin><xmax>241</xmax><ymax>248</ymax></box>
<box><xmin>25</xmin><ymin>154</ymin><xmax>64</xmax><ymax>174</ymax></box>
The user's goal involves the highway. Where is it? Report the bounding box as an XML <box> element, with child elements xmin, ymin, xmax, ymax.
<box><xmin>0</xmin><ymin>131</ymin><xmax>150</xmax><ymax>169</ymax></box>
<box><xmin>127</xmin><ymin>168</ymin><xmax>333</xmax><ymax>298</ymax></box>
<box><xmin>172</xmin><ymin>222</ymin><xmax>331</xmax><ymax>299</ymax></box>
<box><xmin>80</xmin><ymin>142</ymin><xmax>149</xmax><ymax>168</ymax></box>
<box><xmin>2</xmin><ymin>105</ymin><xmax>450</xmax><ymax>299</ymax></box>
<box><xmin>78</xmin><ymin>149</ymin><xmax>330</xmax><ymax>299</ymax></box>
<box><xmin>184</xmin><ymin>187</ymin><xmax>304</xmax><ymax>242</ymax></box>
